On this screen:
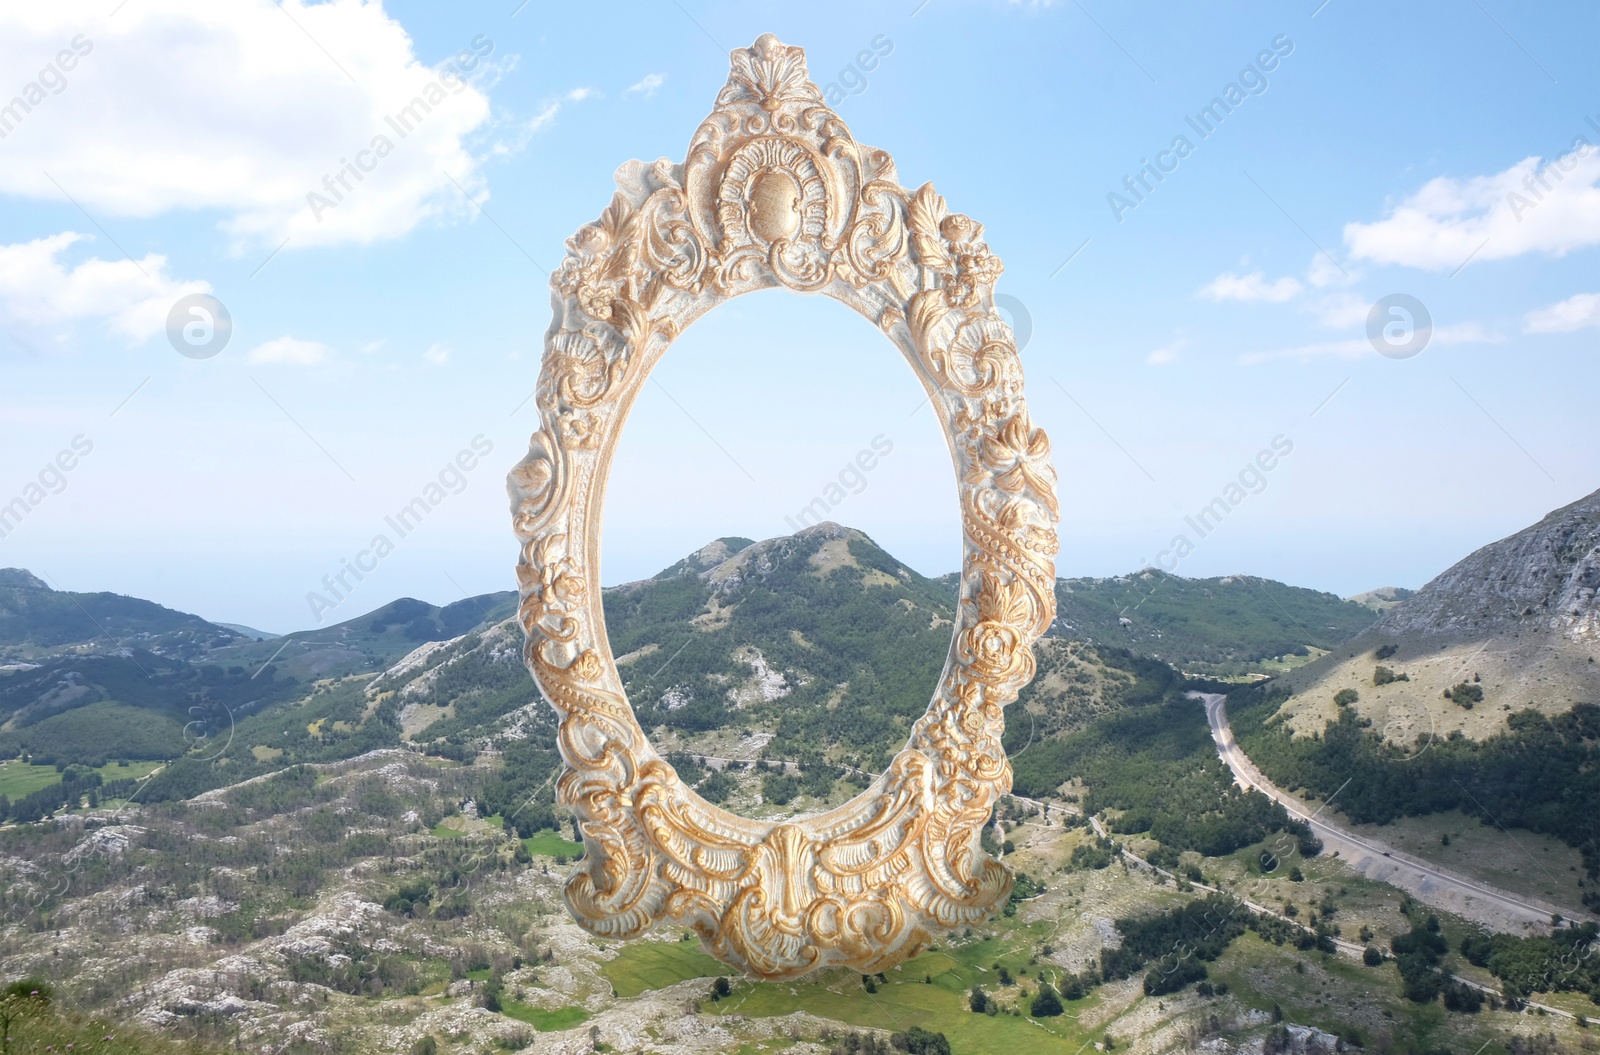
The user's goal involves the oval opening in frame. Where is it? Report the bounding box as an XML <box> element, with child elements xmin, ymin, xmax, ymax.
<box><xmin>600</xmin><ymin>288</ymin><xmax>962</xmax><ymax>819</ymax></box>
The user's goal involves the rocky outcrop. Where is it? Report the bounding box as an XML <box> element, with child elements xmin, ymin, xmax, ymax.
<box><xmin>1376</xmin><ymin>488</ymin><xmax>1600</xmax><ymax>643</ymax></box>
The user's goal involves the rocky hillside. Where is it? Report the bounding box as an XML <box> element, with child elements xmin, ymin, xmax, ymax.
<box><xmin>1274</xmin><ymin>487</ymin><xmax>1600</xmax><ymax>741</ymax></box>
<box><xmin>1379</xmin><ymin>488</ymin><xmax>1600</xmax><ymax>643</ymax></box>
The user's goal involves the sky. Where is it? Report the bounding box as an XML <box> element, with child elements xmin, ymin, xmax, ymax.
<box><xmin>0</xmin><ymin>0</ymin><xmax>1596</xmax><ymax>634</ymax></box>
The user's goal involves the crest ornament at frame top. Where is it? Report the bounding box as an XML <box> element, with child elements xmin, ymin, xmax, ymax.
<box><xmin>508</xmin><ymin>33</ymin><xmax>1059</xmax><ymax>980</ymax></box>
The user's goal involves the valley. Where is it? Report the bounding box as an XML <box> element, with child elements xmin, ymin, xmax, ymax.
<box><xmin>2</xmin><ymin>496</ymin><xmax>1598</xmax><ymax>1055</ymax></box>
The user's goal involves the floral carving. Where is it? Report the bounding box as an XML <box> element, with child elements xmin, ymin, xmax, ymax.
<box><xmin>508</xmin><ymin>34</ymin><xmax>1059</xmax><ymax>980</ymax></box>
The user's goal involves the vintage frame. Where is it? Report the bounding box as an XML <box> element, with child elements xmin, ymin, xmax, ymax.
<box><xmin>508</xmin><ymin>34</ymin><xmax>1059</xmax><ymax>979</ymax></box>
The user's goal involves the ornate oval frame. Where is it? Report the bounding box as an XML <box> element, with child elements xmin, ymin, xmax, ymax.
<box><xmin>508</xmin><ymin>34</ymin><xmax>1059</xmax><ymax>980</ymax></box>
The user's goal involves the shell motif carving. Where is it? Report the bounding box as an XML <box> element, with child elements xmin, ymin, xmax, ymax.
<box><xmin>508</xmin><ymin>33</ymin><xmax>1059</xmax><ymax>979</ymax></box>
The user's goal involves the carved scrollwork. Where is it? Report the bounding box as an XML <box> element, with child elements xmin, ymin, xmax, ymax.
<box><xmin>508</xmin><ymin>33</ymin><xmax>1058</xmax><ymax>980</ymax></box>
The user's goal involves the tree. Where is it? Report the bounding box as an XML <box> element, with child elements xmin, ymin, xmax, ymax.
<box><xmin>477</xmin><ymin>970</ymin><xmax>503</xmax><ymax>1013</ymax></box>
<box><xmin>1364</xmin><ymin>946</ymin><xmax>1384</xmax><ymax>967</ymax></box>
<box><xmin>711</xmin><ymin>976</ymin><xmax>731</xmax><ymax>1000</ymax></box>
<box><xmin>1031</xmin><ymin>983</ymin><xmax>1065</xmax><ymax>1017</ymax></box>
<box><xmin>968</xmin><ymin>986</ymin><xmax>988</xmax><ymax>1013</ymax></box>
<box><xmin>1443</xmin><ymin>979</ymin><xmax>1484</xmax><ymax>1013</ymax></box>
<box><xmin>1334</xmin><ymin>689</ymin><xmax>1359</xmax><ymax>707</ymax></box>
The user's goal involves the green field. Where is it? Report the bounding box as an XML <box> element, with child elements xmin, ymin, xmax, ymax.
<box><xmin>603</xmin><ymin>939</ymin><xmax>727</xmax><ymax>997</ymax></box>
<box><xmin>500</xmin><ymin>999</ymin><xmax>590</xmax><ymax>1031</ymax></box>
<box><xmin>0</xmin><ymin>759</ymin><xmax>163</xmax><ymax>800</ymax></box>
<box><xmin>698</xmin><ymin>932</ymin><xmax>1104</xmax><ymax>1055</ymax></box>
<box><xmin>522</xmin><ymin>830</ymin><xmax>584</xmax><ymax>858</ymax></box>
<box><xmin>0</xmin><ymin>761</ymin><xmax>65</xmax><ymax>798</ymax></box>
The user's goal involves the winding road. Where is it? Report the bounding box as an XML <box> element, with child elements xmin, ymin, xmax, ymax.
<box><xmin>1190</xmin><ymin>691</ymin><xmax>1592</xmax><ymax>935</ymax></box>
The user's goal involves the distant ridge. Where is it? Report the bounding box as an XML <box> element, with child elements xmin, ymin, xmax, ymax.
<box><xmin>216</xmin><ymin>622</ymin><xmax>281</xmax><ymax>640</ymax></box>
<box><xmin>1347</xmin><ymin>586</ymin><xmax>1414</xmax><ymax>611</ymax></box>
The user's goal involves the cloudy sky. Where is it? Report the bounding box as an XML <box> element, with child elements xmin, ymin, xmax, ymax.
<box><xmin>1</xmin><ymin>0</ymin><xmax>1596</xmax><ymax>632</ymax></box>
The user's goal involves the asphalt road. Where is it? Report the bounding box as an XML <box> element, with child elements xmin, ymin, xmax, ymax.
<box><xmin>1191</xmin><ymin>691</ymin><xmax>1592</xmax><ymax>934</ymax></box>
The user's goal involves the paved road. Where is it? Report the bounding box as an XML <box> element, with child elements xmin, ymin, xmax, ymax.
<box><xmin>1191</xmin><ymin>691</ymin><xmax>1592</xmax><ymax>934</ymax></box>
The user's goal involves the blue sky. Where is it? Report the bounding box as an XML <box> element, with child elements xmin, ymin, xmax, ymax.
<box><xmin>1</xmin><ymin>0</ymin><xmax>1596</xmax><ymax>633</ymax></box>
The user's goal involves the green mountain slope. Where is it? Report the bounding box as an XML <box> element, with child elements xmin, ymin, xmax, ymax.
<box><xmin>0</xmin><ymin>573</ymin><xmax>516</xmax><ymax>792</ymax></box>
<box><xmin>1049</xmin><ymin>569</ymin><xmax>1380</xmax><ymax>676</ymax></box>
<box><xmin>0</xmin><ymin>568</ymin><xmax>239</xmax><ymax>661</ymax></box>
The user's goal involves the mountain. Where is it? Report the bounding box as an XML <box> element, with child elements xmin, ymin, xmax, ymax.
<box><xmin>0</xmin><ymin>526</ymin><xmax>1383</xmax><ymax>807</ymax></box>
<box><xmin>0</xmin><ymin>567</ymin><xmax>241</xmax><ymax>662</ymax></box>
<box><xmin>1272</xmin><ymin>487</ymin><xmax>1600</xmax><ymax>741</ymax></box>
<box><xmin>1378</xmin><ymin>487</ymin><xmax>1600</xmax><ymax>642</ymax></box>
<box><xmin>354</xmin><ymin>526</ymin><xmax>1384</xmax><ymax>797</ymax></box>
<box><xmin>0</xmin><ymin>571</ymin><xmax>516</xmax><ymax>772</ymax></box>
<box><xmin>1046</xmin><ymin>569</ymin><xmax>1379</xmax><ymax>676</ymax></box>
<box><xmin>7</xmin><ymin>528</ymin><xmax>1590</xmax><ymax>1055</ymax></box>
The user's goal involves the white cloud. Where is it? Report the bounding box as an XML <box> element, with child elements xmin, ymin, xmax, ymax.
<box><xmin>1199</xmin><ymin>271</ymin><xmax>1302</xmax><ymax>303</ymax></box>
<box><xmin>1434</xmin><ymin>321</ymin><xmax>1501</xmax><ymax>345</ymax></box>
<box><xmin>423</xmin><ymin>342</ymin><xmax>451</xmax><ymax>365</ymax></box>
<box><xmin>490</xmin><ymin>88</ymin><xmax>590</xmax><ymax>157</ymax></box>
<box><xmin>626</xmin><ymin>73</ymin><xmax>664</xmax><ymax>98</ymax></box>
<box><xmin>1237</xmin><ymin>338</ymin><xmax>1369</xmax><ymax>365</ymax></box>
<box><xmin>1309</xmin><ymin>292</ymin><xmax>1372</xmax><ymax>329</ymax></box>
<box><xmin>1344</xmin><ymin>140</ymin><xmax>1600</xmax><ymax>269</ymax></box>
<box><xmin>526</xmin><ymin>103</ymin><xmax>561</xmax><ymax>134</ymax></box>
<box><xmin>0</xmin><ymin>231</ymin><xmax>207</xmax><ymax>345</ymax></box>
<box><xmin>0</xmin><ymin>1</ymin><xmax>497</xmax><ymax>250</ymax></box>
<box><xmin>1146</xmin><ymin>338</ymin><xmax>1185</xmax><ymax>365</ymax></box>
<box><xmin>1525</xmin><ymin>292</ymin><xmax>1600</xmax><ymax>333</ymax></box>
<box><xmin>1306</xmin><ymin>252</ymin><xmax>1359</xmax><ymax>289</ymax></box>
<box><xmin>249</xmin><ymin>336</ymin><xmax>332</xmax><ymax>365</ymax></box>
<box><xmin>1238</xmin><ymin>320</ymin><xmax>1497</xmax><ymax>364</ymax></box>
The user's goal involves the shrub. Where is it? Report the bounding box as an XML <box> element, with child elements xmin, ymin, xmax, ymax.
<box><xmin>1334</xmin><ymin>688</ymin><xmax>1360</xmax><ymax>707</ymax></box>
<box><xmin>1031</xmin><ymin>983</ymin><xmax>1065</xmax><ymax>1017</ymax></box>
<box><xmin>1444</xmin><ymin>979</ymin><xmax>1485</xmax><ymax>1013</ymax></box>
<box><xmin>1375</xmin><ymin>644</ymin><xmax>1398</xmax><ymax>660</ymax></box>
<box><xmin>890</xmin><ymin>1026</ymin><xmax>952</xmax><ymax>1055</ymax></box>
<box><xmin>968</xmin><ymin>986</ymin><xmax>988</xmax><ymax>1013</ymax></box>
<box><xmin>697</xmin><ymin>770</ymin><xmax>735</xmax><ymax>804</ymax></box>
<box><xmin>760</xmin><ymin>771</ymin><xmax>800</xmax><ymax>805</ymax></box>
<box><xmin>1364</xmin><ymin>945</ymin><xmax>1384</xmax><ymax>966</ymax></box>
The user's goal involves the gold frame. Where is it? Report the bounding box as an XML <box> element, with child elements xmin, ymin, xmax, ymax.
<box><xmin>508</xmin><ymin>34</ymin><xmax>1059</xmax><ymax>979</ymax></box>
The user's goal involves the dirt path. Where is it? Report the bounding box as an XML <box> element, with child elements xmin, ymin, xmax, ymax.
<box><xmin>1190</xmin><ymin>691</ymin><xmax>1593</xmax><ymax>935</ymax></box>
